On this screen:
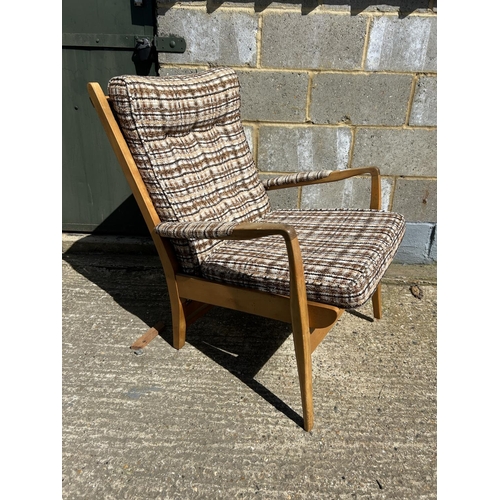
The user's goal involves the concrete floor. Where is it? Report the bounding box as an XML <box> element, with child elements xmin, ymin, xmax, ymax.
<box><xmin>62</xmin><ymin>247</ymin><xmax>436</xmax><ymax>499</ymax></box>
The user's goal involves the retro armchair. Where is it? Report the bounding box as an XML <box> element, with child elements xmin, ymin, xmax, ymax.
<box><xmin>87</xmin><ymin>68</ymin><xmax>405</xmax><ymax>431</ymax></box>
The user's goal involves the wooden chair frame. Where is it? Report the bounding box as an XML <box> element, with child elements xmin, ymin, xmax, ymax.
<box><xmin>88</xmin><ymin>81</ymin><xmax>384</xmax><ymax>431</ymax></box>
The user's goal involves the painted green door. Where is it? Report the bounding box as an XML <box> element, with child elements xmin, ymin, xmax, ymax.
<box><xmin>63</xmin><ymin>0</ymin><xmax>156</xmax><ymax>235</ymax></box>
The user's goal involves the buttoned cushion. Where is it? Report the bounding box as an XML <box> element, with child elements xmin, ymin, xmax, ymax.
<box><xmin>108</xmin><ymin>68</ymin><xmax>270</xmax><ymax>274</ymax></box>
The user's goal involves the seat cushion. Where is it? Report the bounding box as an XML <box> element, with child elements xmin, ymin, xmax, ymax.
<box><xmin>200</xmin><ymin>209</ymin><xmax>406</xmax><ymax>309</ymax></box>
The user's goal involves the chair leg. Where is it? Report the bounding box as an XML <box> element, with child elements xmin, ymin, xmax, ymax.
<box><xmin>285</xmin><ymin>235</ymin><xmax>314</xmax><ymax>431</ymax></box>
<box><xmin>166</xmin><ymin>280</ymin><xmax>187</xmax><ymax>350</ymax></box>
<box><xmin>291</xmin><ymin>324</ymin><xmax>314</xmax><ymax>431</ymax></box>
<box><xmin>171</xmin><ymin>299</ymin><xmax>187</xmax><ymax>350</ymax></box>
<box><xmin>372</xmin><ymin>284</ymin><xmax>382</xmax><ymax>319</ymax></box>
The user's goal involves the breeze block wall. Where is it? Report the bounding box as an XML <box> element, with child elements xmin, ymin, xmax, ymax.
<box><xmin>157</xmin><ymin>1</ymin><xmax>437</xmax><ymax>264</ymax></box>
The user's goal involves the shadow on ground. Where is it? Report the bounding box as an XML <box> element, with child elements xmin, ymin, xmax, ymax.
<box><xmin>63</xmin><ymin>247</ymin><xmax>307</xmax><ymax>426</ymax></box>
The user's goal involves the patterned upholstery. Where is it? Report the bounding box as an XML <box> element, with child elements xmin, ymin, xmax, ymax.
<box><xmin>108</xmin><ymin>68</ymin><xmax>406</xmax><ymax>310</ymax></box>
<box><xmin>262</xmin><ymin>170</ymin><xmax>333</xmax><ymax>190</ymax></box>
<box><xmin>201</xmin><ymin>209</ymin><xmax>405</xmax><ymax>309</ymax></box>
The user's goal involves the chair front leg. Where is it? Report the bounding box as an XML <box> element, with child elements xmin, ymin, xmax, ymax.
<box><xmin>285</xmin><ymin>235</ymin><xmax>314</xmax><ymax>431</ymax></box>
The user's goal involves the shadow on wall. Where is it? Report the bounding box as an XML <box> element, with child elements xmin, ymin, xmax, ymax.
<box><xmin>164</xmin><ymin>1</ymin><xmax>434</xmax><ymax>15</ymax></box>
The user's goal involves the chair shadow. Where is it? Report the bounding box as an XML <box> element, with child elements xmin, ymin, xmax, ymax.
<box><xmin>63</xmin><ymin>245</ymin><xmax>304</xmax><ymax>427</ymax></box>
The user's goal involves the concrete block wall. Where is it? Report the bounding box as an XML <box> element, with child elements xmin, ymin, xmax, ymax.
<box><xmin>157</xmin><ymin>1</ymin><xmax>437</xmax><ymax>264</ymax></box>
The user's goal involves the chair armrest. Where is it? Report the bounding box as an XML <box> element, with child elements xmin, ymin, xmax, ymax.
<box><xmin>223</xmin><ymin>222</ymin><xmax>310</xmax><ymax>344</ymax></box>
<box><xmin>156</xmin><ymin>219</ymin><xmax>310</xmax><ymax>363</ymax></box>
<box><xmin>262</xmin><ymin>170</ymin><xmax>333</xmax><ymax>190</ymax></box>
<box><xmin>155</xmin><ymin>220</ymin><xmax>240</xmax><ymax>239</ymax></box>
<box><xmin>155</xmin><ymin>219</ymin><xmax>303</xmax><ymax>289</ymax></box>
<box><xmin>155</xmin><ymin>220</ymin><xmax>299</xmax><ymax>242</ymax></box>
<box><xmin>264</xmin><ymin>166</ymin><xmax>382</xmax><ymax>210</ymax></box>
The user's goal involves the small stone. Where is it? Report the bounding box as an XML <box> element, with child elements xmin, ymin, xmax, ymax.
<box><xmin>410</xmin><ymin>284</ymin><xmax>424</xmax><ymax>299</ymax></box>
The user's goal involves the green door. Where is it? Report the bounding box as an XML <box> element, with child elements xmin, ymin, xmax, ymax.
<box><xmin>62</xmin><ymin>0</ymin><xmax>184</xmax><ymax>235</ymax></box>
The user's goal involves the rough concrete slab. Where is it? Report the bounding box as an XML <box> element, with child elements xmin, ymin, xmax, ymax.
<box><xmin>257</xmin><ymin>126</ymin><xmax>351</xmax><ymax>172</ymax></box>
<box><xmin>366</xmin><ymin>16</ymin><xmax>437</xmax><ymax>72</ymax></box>
<box><xmin>237</xmin><ymin>70</ymin><xmax>309</xmax><ymax>122</ymax></box>
<box><xmin>311</xmin><ymin>73</ymin><xmax>413</xmax><ymax>126</ymax></box>
<box><xmin>62</xmin><ymin>251</ymin><xmax>436</xmax><ymax>499</ymax></box>
<box><xmin>261</xmin><ymin>11</ymin><xmax>366</xmax><ymax>70</ymax></box>
<box><xmin>157</xmin><ymin>7</ymin><xmax>258</xmax><ymax>66</ymax></box>
<box><xmin>392</xmin><ymin>178</ymin><xmax>437</xmax><ymax>223</ymax></box>
<box><xmin>62</xmin><ymin>232</ymin><xmax>157</xmax><ymax>255</ymax></box>
<box><xmin>409</xmin><ymin>76</ymin><xmax>437</xmax><ymax>127</ymax></box>
<box><xmin>349</xmin><ymin>0</ymin><xmax>431</xmax><ymax>12</ymax></box>
<box><xmin>352</xmin><ymin>128</ymin><xmax>437</xmax><ymax>177</ymax></box>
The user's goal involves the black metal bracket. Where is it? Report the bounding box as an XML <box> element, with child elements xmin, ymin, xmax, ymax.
<box><xmin>62</xmin><ymin>33</ymin><xmax>186</xmax><ymax>53</ymax></box>
<box><xmin>154</xmin><ymin>35</ymin><xmax>186</xmax><ymax>53</ymax></box>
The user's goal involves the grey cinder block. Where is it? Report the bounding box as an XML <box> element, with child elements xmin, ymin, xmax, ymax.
<box><xmin>243</xmin><ymin>125</ymin><xmax>254</xmax><ymax>155</ymax></box>
<box><xmin>311</xmin><ymin>73</ymin><xmax>413</xmax><ymax>126</ymax></box>
<box><xmin>237</xmin><ymin>71</ymin><xmax>309</xmax><ymax>122</ymax></box>
<box><xmin>261</xmin><ymin>11</ymin><xmax>366</xmax><ymax>70</ymax></box>
<box><xmin>157</xmin><ymin>7</ymin><xmax>258</xmax><ymax>66</ymax></box>
<box><xmin>392</xmin><ymin>178</ymin><xmax>437</xmax><ymax>223</ymax></box>
<box><xmin>429</xmin><ymin>225</ymin><xmax>437</xmax><ymax>261</ymax></box>
<box><xmin>353</xmin><ymin>128</ymin><xmax>437</xmax><ymax>177</ymax></box>
<box><xmin>410</xmin><ymin>76</ymin><xmax>437</xmax><ymax>126</ymax></box>
<box><xmin>393</xmin><ymin>222</ymin><xmax>435</xmax><ymax>264</ymax></box>
<box><xmin>366</xmin><ymin>16</ymin><xmax>437</xmax><ymax>72</ymax></box>
<box><xmin>258</xmin><ymin>126</ymin><xmax>352</xmax><ymax>172</ymax></box>
<box><xmin>266</xmin><ymin>184</ymin><xmax>300</xmax><ymax>210</ymax></box>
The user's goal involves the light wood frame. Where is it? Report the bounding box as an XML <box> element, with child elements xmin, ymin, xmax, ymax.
<box><xmin>87</xmin><ymin>82</ymin><xmax>384</xmax><ymax>431</ymax></box>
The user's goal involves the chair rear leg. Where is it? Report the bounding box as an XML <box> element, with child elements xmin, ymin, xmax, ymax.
<box><xmin>372</xmin><ymin>284</ymin><xmax>382</xmax><ymax>319</ymax></box>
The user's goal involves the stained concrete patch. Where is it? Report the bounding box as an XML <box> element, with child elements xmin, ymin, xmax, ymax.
<box><xmin>62</xmin><ymin>253</ymin><xmax>436</xmax><ymax>499</ymax></box>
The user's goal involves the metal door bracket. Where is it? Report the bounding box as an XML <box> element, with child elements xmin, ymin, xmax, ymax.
<box><xmin>154</xmin><ymin>35</ymin><xmax>186</xmax><ymax>53</ymax></box>
<box><xmin>62</xmin><ymin>33</ymin><xmax>186</xmax><ymax>53</ymax></box>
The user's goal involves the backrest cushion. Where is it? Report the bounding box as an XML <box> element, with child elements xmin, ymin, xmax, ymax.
<box><xmin>108</xmin><ymin>68</ymin><xmax>270</xmax><ymax>273</ymax></box>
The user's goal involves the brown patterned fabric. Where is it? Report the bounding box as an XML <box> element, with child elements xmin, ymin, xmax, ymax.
<box><xmin>155</xmin><ymin>220</ymin><xmax>238</xmax><ymax>239</ymax></box>
<box><xmin>108</xmin><ymin>68</ymin><xmax>270</xmax><ymax>273</ymax></box>
<box><xmin>262</xmin><ymin>170</ymin><xmax>333</xmax><ymax>189</ymax></box>
<box><xmin>108</xmin><ymin>68</ymin><xmax>406</xmax><ymax>309</ymax></box>
<box><xmin>200</xmin><ymin>209</ymin><xmax>405</xmax><ymax>309</ymax></box>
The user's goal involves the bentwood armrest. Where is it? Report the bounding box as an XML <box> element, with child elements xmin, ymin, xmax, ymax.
<box><xmin>264</xmin><ymin>167</ymin><xmax>382</xmax><ymax>210</ymax></box>
<box><xmin>156</xmin><ymin>219</ymin><xmax>298</xmax><ymax>242</ymax></box>
<box><xmin>156</xmin><ymin>220</ymin><xmax>305</xmax><ymax>304</ymax></box>
<box><xmin>156</xmin><ymin>219</ymin><xmax>309</xmax><ymax>320</ymax></box>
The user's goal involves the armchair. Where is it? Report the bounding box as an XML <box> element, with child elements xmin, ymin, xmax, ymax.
<box><xmin>87</xmin><ymin>67</ymin><xmax>405</xmax><ymax>430</ymax></box>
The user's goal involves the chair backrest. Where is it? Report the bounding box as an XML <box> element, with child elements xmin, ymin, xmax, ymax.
<box><xmin>107</xmin><ymin>67</ymin><xmax>270</xmax><ymax>274</ymax></box>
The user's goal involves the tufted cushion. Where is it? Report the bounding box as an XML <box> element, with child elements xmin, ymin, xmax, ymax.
<box><xmin>200</xmin><ymin>209</ymin><xmax>406</xmax><ymax>309</ymax></box>
<box><xmin>108</xmin><ymin>68</ymin><xmax>270</xmax><ymax>273</ymax></box>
